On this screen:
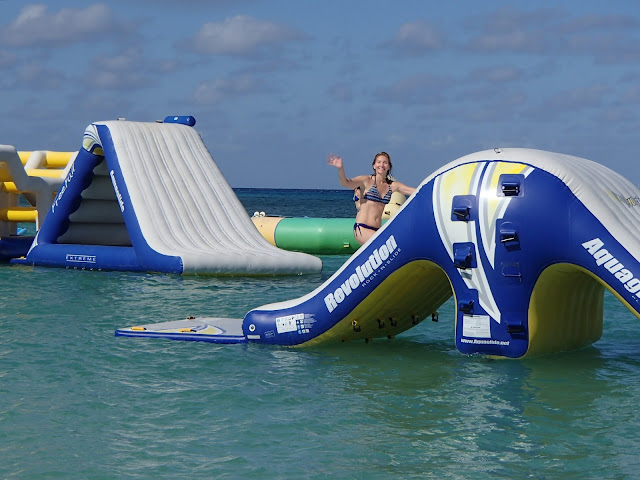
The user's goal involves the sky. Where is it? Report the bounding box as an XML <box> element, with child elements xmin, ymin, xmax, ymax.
<box><xmin>1</xmin><ymin>1</ymin><xmax>640</xmax><ymax>189</ymax></box>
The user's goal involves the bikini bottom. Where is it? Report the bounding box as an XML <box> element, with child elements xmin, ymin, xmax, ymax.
<box><xmin>354</xmin><ymin>222</ymin><xmax>379</xmax><ymax>234</ymax></box>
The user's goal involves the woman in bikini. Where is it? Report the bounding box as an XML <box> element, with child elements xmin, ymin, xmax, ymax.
<box><xmin>328</xmin><ymin>151</ymin><xmax>415</xmax><ymax>245</ymax></box>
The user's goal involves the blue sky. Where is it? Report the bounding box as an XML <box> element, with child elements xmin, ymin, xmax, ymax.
<box><xmin>1</xmin><ymin>1</ymin><xmax>639</xmax><ymax>189</ymax></box>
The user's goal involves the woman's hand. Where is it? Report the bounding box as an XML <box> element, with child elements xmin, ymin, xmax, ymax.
<box><xmin>327</xmin><ymin>153</ymin><xmax>343</xmax><ymax>169</ymax></box>
<box><xmin>329</xmin><ymin>153</ymin><xmax>367</xmax><ymax>188</ymax></box>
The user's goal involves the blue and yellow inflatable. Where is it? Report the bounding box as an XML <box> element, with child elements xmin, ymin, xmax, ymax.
<box><xmin>117</xmin><ymin>148</ymin><xmax>640</xmax><ymax>358</ymax></box>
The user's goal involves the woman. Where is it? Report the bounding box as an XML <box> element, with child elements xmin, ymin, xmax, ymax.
<box><xmin>353</xmin><ymin>186</ymin><xmax>362</xmax><ymax>212</ymax></box>
<box><xmin>328</xmin><ymin>151</ymin><xmax>415</xmax><ymax>245</ymax></box>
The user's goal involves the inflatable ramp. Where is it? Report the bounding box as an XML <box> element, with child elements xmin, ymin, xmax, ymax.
<box><xmin>15</xmin><ymin>118</ymin><xmax>321</xmax><ymax>274</ymax></box>
<box><xmin>117</xmin><ymin>148</ymin><xmax>640</xmax><ymax>358</ymax></box>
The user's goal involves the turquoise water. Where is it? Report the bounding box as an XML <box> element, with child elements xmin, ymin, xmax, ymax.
<box><xmin>2</xmin><ymin>189</ymin><xmax>640</xmax><ymax>479</ymax></box>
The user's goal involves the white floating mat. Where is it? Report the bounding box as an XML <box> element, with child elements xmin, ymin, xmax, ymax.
<box><xmin>115</xmin><ymin>317</ymin><xmax>246</xmax><ymax>343</ymax></box>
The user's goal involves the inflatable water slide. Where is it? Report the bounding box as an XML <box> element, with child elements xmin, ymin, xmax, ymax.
<box><xmin>117</xmin><ymin>148</ymin><xmax>640</xmax><ymax>358</ymax></box>
<box><xmin>13</xmin><ymin>117</ymin><xmax>321</xmax><ymax>275</ymax></box>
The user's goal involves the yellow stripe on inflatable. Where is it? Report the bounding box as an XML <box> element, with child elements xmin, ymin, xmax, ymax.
<box><xmin>25</xmin><ymin>168</ymin><xmax>66</xmax><ymax>178</ymax></box>
<box><xmin>1</xmin><ymin>182</ymin><xmax>18</xmax><ymax>193</ymax></box>
<box><xmin>0</xmin><ymin>166</ymin><xmax>65</xmax><ymax>186</ymax></box>
<box><xmin>440</xmin><ymin>162</ymin><xmax>479</xmax><ymax>197</ymax></box>
<box><xmin>300</xmin><ymin>260</ymin><xmax>452</xmax><ymax>346</ymax></box>
<box><xmin>17</xmin><ymin>151</ymin><xmax>30</xmax><ymax>165</ymax></box>
<box><xmin>44</xmin><ymin>151</ymin><xmax>74</xmax><ymax>168</ymax></box>
<box><xmin>0</xmin><ymin>207</ymin><xmax>38</xmax><ymax>222</ymax></box>
<box><xmin>17</xmin><ymin>151</ymin><xmax>75</xmax><ymax>168</ymax></box>
<box><xmin>0</xmin><ymin>165</ymin><xmax>11</xmax><ymax>183</ymax></box>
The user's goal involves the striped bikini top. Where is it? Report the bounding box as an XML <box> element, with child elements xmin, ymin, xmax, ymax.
<box><xmin>363</xmin><ymin>181</ymin><xmax>392</xmax><ymax>204</ymax></box>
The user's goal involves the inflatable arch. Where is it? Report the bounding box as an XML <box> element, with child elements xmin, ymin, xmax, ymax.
<box><xmin>117</xmin><ymin>148</ymin><xmax>640</xmax><ymax>358</ymax></box>
<box><xmin>14</xmin><ymin>117</ymin><xmax>321</xmax><ymax>275</ymax></box>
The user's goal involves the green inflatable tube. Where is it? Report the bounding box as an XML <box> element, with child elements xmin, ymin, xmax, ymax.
<box><xmin>251</xmin><ymin>193</ymin><xmax>405</xmax><ymax>255</ymax></box>
<box><xmin>275</xmin><ymin>218</ymin><xmax>361</xmax><ymax>255</ymax></box>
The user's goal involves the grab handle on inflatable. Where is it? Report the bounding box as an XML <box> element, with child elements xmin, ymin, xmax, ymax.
<box><xmin>498</xmin><ymin>175</ymin><xmax>524</xmax><ymax>197</ymax></box>
<box><xmin>501</xmin><ymin>263</ymin><xmax>522</xmax><ymax>279</ymax></box>
<box><xmin>453</xmin><ymin>243</ymin><xmax>475</xmax><ymax>269</ymax></box>
<box><xmin>506</xmin><ymin>319</ymin><xmax>526</xmax><ymax>334</ymax></box>
<box><xmin>163</xmin><ymin>116</ymin><xmax>196</xmax><ymax>127</ymax></box>
<box><xmin>499</xmin><ymin>223</ymin><xmax>520</xmax><ymax>249</ymax></box>
<box><xmin>453</xmin><ymin>205</ymin><xmax>471</xmax><ymax>221</ymax></box>
<box><xmin>451</xmin><ymin>195</ymin><xmax>474</xmax><ymax>222</ymax></box>
<box><xmin>458</xmin><ymin>300</ymin><xmax>474</xmax><ymax>314</ymax></box>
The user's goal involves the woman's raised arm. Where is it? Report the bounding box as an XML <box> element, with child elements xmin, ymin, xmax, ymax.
<box><xmin>328</xmin><ymin>154</ymin><xmax>369</xmax><ymax>189</ymax></box>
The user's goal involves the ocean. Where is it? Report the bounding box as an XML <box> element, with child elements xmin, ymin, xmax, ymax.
<box><xmin>2</xmin><ymin>188</ymin><xmax>640</xmax><ymax>479</ymax></box>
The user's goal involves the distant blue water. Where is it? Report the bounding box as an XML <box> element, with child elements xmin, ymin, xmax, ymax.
<box><xmin>235</xmin><ymin>188</ymin><xmax>356</xmax><ymax>218</ymax></box>
<box><xmin>2</xmin><ymin>189</ymin><xmax>640</xmax><ymax>479</ymax></box>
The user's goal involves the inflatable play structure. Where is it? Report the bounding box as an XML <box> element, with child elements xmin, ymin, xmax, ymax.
<box><xmin>1</xmin><ymin>142</ymin><xmax>367</xmax><ymax>261</ymax></box>
<box><xmin>117</xmin><ymin>147</ymin><xmax>640</xmax><ymax>358</ymax></box>
<box><xmin>250</xmin><ymin>193</ymin><xmax>405</xmax><ymax>255</ymax></box>
<box><xmin>12</xmin><ymin>117</ymin><xmax>321</xmax><ymax>275</ymax></box>
<box><xmin>252</xmin><ymin>216</ymin><xmax>360</xmax><ymax>254</ymax></box>
<box><xmin>0</xmin><ymin>148</ymin><xmax>73</xmax><ymax>260</ymax></box>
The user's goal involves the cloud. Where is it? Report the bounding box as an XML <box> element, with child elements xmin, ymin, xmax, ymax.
<box><xmin>112</xmin><ymin>0</ymin><xmax>250</xmax><ymax>5</ymax></box>
<box><xmin>83</xmin><ymin>47</ymin><xmax>180</xmax><ymax>90</ymax></box>
<box><xmin>0</xmin><ymin>4</ymin><xmax>134</xmax><ymax>48</ymax></box>
<box><xmin>466</xmin><ymin>6</ymin><xmax>561</xmax><ymax>31</ymax></box>
<box><xmin>620</xmin><ymin>84</ymin><xmax>640</xmax><ymax>105</ymax></box>
<box><xmin>15</xmin><ymin>61</ymin><xmax>66</xmax><ymax>89</ymax></box>
<box><xmin>565</xmin><ymin>32</ymin><xmax>640</xmax><ymax>64</ymax></box>
<box><xmin>464</xmin><ymin>7</ymin><xmax>640</xmax><ymax>63</ymax></box>
<box><xmin>0</xmin><ymin>49</ymin><xmax>16</xmax><ymax>68</ymax></box>
<box><xmin>560</xmin><ymin>14</ymin><xmax>639</xmax><ymax>33</ymax></box>
<box><xmin>373</xmin><ymin>73</ymin><xmax>452</xmax><ymax>105</ymax></box>
<box><xmin>598</xmin><ymin>107</ymin><xmax>636</xmax><ymax>123</ymax></box>
<box><xmin>327</xmin><ymin>83</ymin><xmax>353</xmax><ymax>102</ymax></box>
<box><xmin>468</xmin><ymin>66</ymin><xmax>523</xmax><ymax>83</ymax></box>
<box><xmin>524</xmin><ymin>84</ymin><xmax>610</xmax><ymax>121</ymax></box>
<box><xmin>181</xmin><ymin>15</ymin><xmax>307</xmax><ymax>57</ymax></box>
<box><xmin>67</xmin><ymin>90</ymin><xmax>136</xmax><ymax>119</ymax></box>
<box><xmin>383</xmin><ymin>20</ymin><xmax>445</xmax><ymax>56</ymax></box>
<box><xmin>88</xmin><ymin>71</ymin><xmax>148</xmax><ymax>91</ymax></box>
<box><xmin>546</xmin><ymin>84</ymin><xmax>610</xmax><ymax>110</ymax></box>
<box><xmin>192</xmin><ymin>74</ymin><xmax>266</xmax><ymax>105</ymax></box>
<box><xmin>465</xmin><ymin>7</ymin><xmax>559</xmax><ymax>54</ymax></box>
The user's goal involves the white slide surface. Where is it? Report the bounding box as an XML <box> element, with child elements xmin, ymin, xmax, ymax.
<box><xmin>94</xmin><ymin>120</ymin><xmax>321</xmax><ymax>274</ymax></box>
